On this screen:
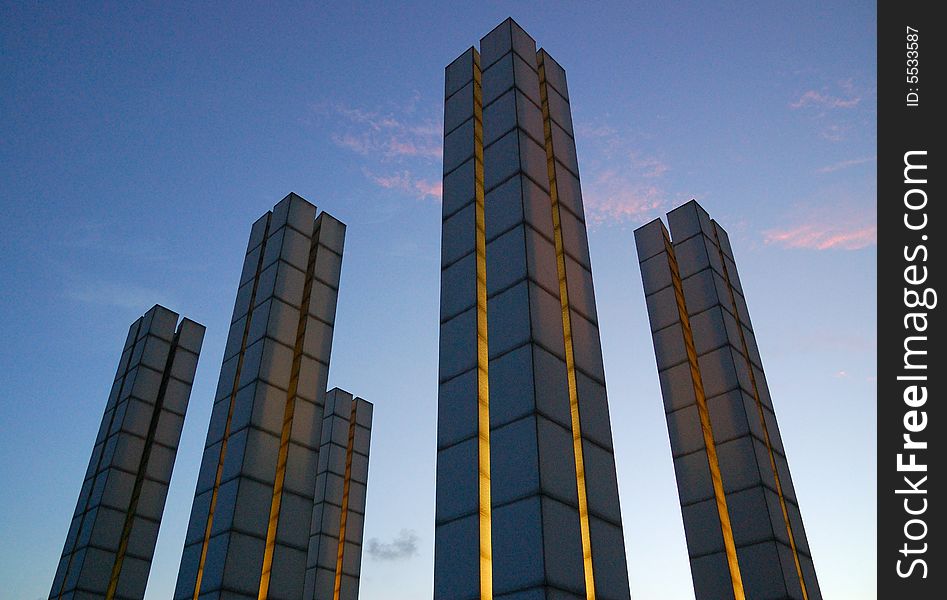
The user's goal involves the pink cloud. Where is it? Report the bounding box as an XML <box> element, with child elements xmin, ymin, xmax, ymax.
<box><xmin>414</xmin><ymin>178</ymin><xmax>443</xmax><ymax>199</ymax></box>
<box><xmin>317</xmin><ymin>102</ymin><xmax>442</xmax><ymax>160</ymax></box>
<box><xmin>367</xmin><ymin>171</ymin><xmax>411</xmax><ymax>190</ymax></box>
<box><xmin>568</xmin><ymin>119</ymin><xmax>674</xmax><ymax>227</ymax></box>
<box><xmin>582</xmin><ymin>170</ymin><xmax>666</xmax><ymax>227</ymax></box>
<box><xmin>365</xmin><ymin>169</ymin><xmax>441</xmax><ymax>201</ymax></box>
<box><xmin>387</xmin><ymin>137</ymin><xmax>439</xmax><ymax>158</ymax></box>
<box><xmin>763</xmin><ymin>222</ymin><xmax>876</xmax><ymax>250</ymax></box>
<box><xmin>313</xmin><ymin>99</ymin><xmax>443</xmax><ymax>202</ymax></box>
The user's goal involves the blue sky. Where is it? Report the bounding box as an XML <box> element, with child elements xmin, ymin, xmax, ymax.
<box><xmin>0</xmin><ymin>2</ymin><xmax>876</xmax><ymax>599</ymax></box>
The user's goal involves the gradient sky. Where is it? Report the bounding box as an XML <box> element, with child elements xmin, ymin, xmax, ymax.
<box><xmin>0</xmin><ymin>2</ymin><xmax>876</xmax><ymax>599</ymax></box>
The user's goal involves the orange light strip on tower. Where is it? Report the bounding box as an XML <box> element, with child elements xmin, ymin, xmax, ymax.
<box><xmin>537</xmin><ymin>52</ymin><xmax>596</xmax><ymax>600</ymax></box>
<box><xmin>471</xmin><ymin>49</ymin><xmax>493</xmax><ymax>600</ymax></box>
<box><xmin>258</xmin><ymin>220</ymin><xmax>321</xmax><ymax>600</ymax></box>
<box><xmin>106</xmin><ymin>327</ymin><xmax>182</xmax><ymax>600</ymax></box>
<box><xmin>332</xmin><ymin>396</ymin><xmax>359</xmax><ymax>599</ymax></box>
<box><xmin>193</xmin><ymin>214</ymin><xmax>271</xmax><ymax>599</ymax></box>
<box><xmin>663</xmin><ymin>230</ymin><xmax>746</xmax><ymax>600</ymax></box>
<box><xmin>711</xmin><ymin>223</ymin><xmax>809</xmax><ymax>600</ymax></box>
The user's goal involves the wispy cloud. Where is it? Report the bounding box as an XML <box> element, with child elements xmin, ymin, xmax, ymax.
<box><xmin>573</xmin><ymin>120</ymin><xmax>674</xmax><ymax>227</ymax></box>
<box><xmin>816</xmin><ymin>156</ymin><xmax>876</xmax><ymax>174</ymax></box>
<box><xmin>312</xmin><ymin>99</ymin><xmax>442</xmax><ymax>200</ymax></box>
<box><xmin>364</xmin><ymin>169</ymin><xmax>441</xmax><ymax>201</ymax></box>
<box><xmin>582</xmin><ymin>170</ymin><xmax>666</xmax><ymax>227</ymax></box>
<box><xmin>629</xmin><ymin>151</ymin><xmax>669</xmax><ymax>178</ymax></box>
<box><xmin>414</xmin><ymin>178</ymin><xmax>443</xmax><ymax>199</ymax></box>
<box><xmin>762</xmin><ymin>179</ymin><xmax>876</xmax><ymax>251</ymax></box>
<box><xmin>366</xmin><ymin>530</ymin><xmax>419</xmax><ymax>561</ymax></box>
<box><xmin>790</xmin><ymin>78</ymin><xmax>863</xmax><ymax>110</ymax></box>
<box><xmin>790</xmin><ymin>89</ymin><xmax>861</xmax><ymax>110</ymax></box>
<box><xmin>763</xmin><ymin>222</ymin><xmax>876</xmax><ymax>250</ymax></box>
<box><xmin>318</xmin><ymin>102</ymin><xmax>442</xmax><ymax>160</ymax></box>
<box><xmin>789</xmin><ymin>78</ymin><xmax>869</xmax><ymax>143</ymax></box>
<box><xmin>819</xmin><ymin>123</ymin><xmax>849</xmax><ymax>142</ymax></box>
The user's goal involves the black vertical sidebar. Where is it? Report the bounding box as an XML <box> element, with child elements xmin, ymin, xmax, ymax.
<box><xmin>878</xmin><ymin>1</ymin><xmax>943</xmax><ymax>598</ymax></box>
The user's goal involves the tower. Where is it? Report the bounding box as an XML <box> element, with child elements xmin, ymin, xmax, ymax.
<box><xmin>174</xmin><ymin>193</ymin><xmax>350</xmax><ymax>600</ymax></box>
<box><xmin>634</xmin><ymin>200</ymin><xmax>821</xmax><ymax>600</ymax></box>
<box><xmin>304</xmin><ymin>388</ymin><xmax>373</xmax><ymax>600</ymax></box>
<box><xmin>50</xmin><ymin>305</ymin><xmax>205</xmax><ymax>600</ymax></box>
<box><xmin>435</xmin><ymin>19</ymin><xmax>631</xmax><ymax>600</ymax></box>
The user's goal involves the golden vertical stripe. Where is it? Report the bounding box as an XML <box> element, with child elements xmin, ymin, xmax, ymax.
<box><xmin>194</xmin><ymin>215</ymin><xmax>271</xmax><ymax>599</ymax></box>
<box><xmin>710</xmin><ymin>224</ymin><xmax>809</xmax><ymax>600</ymax></box>
<box><xmin>537</xmin><ymin>52</ymin><xmax>596</xmax><ymax>600</ymax></box>
<box><xmin>258</xmin><ymin>223</ymin><xmax>321</xmax><ymax>599</ymax></box>
<box><xmin>332</xmin><ymin>397</ymin><xmax>359</xmax><ymax>599</ymax></box>
<box><xmin>662</xmin><ymin>232</ymin><xmax>746</xmax><ymax>600</ymax></box>
<box><xmin>471</xmin><ymin>50</ymin><xmax>493</xmax><ymax>600</ymax></box>
<box><xmin>106</xmin><ymin>327</ymin><xmax>182</xmax><ymax>600</ymax></box>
